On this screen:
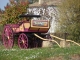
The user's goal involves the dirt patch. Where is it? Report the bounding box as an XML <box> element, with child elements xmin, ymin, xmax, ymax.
<box><xmin>46</xmin><ymin>56</ymin><xmax>64</xmax><ymax>60</ymax></box>
<box><xmin>46</xmin><ymin>54</ymin><xmax>80</xmax><ymax>60</ymax></box>
<box><xmin>70</xmin><ymin>54</ymin><xmax>80</xmax><ymax>60</ymax></box>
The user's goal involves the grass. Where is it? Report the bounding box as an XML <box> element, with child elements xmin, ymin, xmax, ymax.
<box><xmin>0</xmin><ymin>45</ymin><xmax>80</xmax><ymax>60</ymax></box>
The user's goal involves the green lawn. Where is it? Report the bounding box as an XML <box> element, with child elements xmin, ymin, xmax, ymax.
<box><xmin>0</xmin><ymin>45</ymin><xmax>80</xmax><ymax>60</ymax></box>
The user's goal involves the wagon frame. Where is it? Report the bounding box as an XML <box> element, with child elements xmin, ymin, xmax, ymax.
<box><xmin>2</xmin><ymin>14</ymin><xmax>51</xmax><ymax>49</ymax></box>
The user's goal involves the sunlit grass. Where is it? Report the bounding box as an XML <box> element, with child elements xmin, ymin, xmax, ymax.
<box><xmin>0</xmin><ymin>45</ymin><xmax>80</xmax><ymax>60</ymax></box>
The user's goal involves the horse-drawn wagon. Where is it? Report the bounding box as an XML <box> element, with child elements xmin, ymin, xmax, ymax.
<box><xmin>2</xmin><ymin>14</ymin><xmax>50</xmax><ymax>49</ymax></box>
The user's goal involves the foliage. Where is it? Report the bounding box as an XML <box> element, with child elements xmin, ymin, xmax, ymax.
<box><xmin>0</xmin><ymin>9</ymin><xmax>4</xmax><ymax>35</ymax></box>
<box><xmin>0</xmin><ymin>9</ymin><xmax>4</xmax><ymax>14</ymax></box>
<box><xmin>1</xmin><ymin>0</ymin><xmax>29</xmax><ymax>25</ymax></box>
<box><xmin>55</xmin><ymin>0</ymin><xmax>80</xmax><ymax>42</ymax></box>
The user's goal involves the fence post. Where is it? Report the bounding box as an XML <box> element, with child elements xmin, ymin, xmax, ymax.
<box><xmin>64</xmin><ymin>32</ymin><xmax>67</xmax><ymax>41</ymax></box>
<box><xmin>60</xmin><ymin>40</ymin><xmax>66</xmax><ymax>47</ymax></box>
<box><xmin>60</xmin><ymin>33</ymin><xmax>67</xmax><ymax>47</ymax></box>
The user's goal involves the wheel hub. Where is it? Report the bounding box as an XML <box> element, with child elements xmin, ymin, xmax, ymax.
<box><xmin>22</xmin><ymin>40</ymin><xmax>25</xmax><ymax>43</ymax></box>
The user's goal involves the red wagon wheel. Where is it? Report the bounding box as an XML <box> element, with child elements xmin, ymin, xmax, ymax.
<box><xmin>2</xmin><ymin>25</ymin><xmax>13</xmax><ymax>48</ymax></box>
<box><xmin>18</xmin><ymin>33</ymin><xmax>28</xmax><ymax>49</ymax></box>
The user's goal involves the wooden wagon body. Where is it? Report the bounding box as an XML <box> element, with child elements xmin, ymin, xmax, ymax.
<box><xmin>2</xmin><ymin>14</ymin><xmax>51</xmax><ymax>49</ymax></box>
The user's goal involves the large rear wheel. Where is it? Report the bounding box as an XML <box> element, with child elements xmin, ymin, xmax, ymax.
<box><xmin>2</xmin><ymin>25</ymin><xmax>13</xmax><ymax>48</ymax></box>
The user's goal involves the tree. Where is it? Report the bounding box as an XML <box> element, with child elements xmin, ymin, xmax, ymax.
<box><xmin>1</xmin><ymin>0</ymin><xmax>29</xmax><ymax>25</ymax></box>
<box><xmin>55</xmin><ymin>0</ymin><xmax>80</xmax><ymax>42</ymax></box>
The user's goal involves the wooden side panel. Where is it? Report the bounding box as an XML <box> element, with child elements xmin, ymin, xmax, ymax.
<box><xmin>29</xmin><ymin>20</ymin><xmax>50</xmax><ymax>32</ymax></box>
<box><xmin>31</xmin><ymin>20</ymin><xmax>50</xmax><ymax>28</ymax></box>
<box><xmin>29</xmin><ymin>27</ymin><xmax>39</xmax><ymax>31</ymax></box>
<box><xmin>39</xmin><ymin>28</ymin><xmax>49</xmax><ymax>32</ymax></box>
<box><xmin>12</xmin><ymin>23</ymin><xmax>30</xmax><ymax>32</ymax></box>
<box><xmin>12</xmin><ymin>20</ymin><xmax>50</xmax><ymax>32</ymax></box>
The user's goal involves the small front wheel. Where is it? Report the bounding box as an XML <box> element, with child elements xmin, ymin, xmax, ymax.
<box><xmin>18</xmin><ymin>33</ymin><xmax>28</xmax><ymax>49</ymax></box>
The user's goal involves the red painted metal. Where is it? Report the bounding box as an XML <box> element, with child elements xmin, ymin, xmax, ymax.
<box><xmin>18</xmin><ymin>33</ymin><xmax>28</xmax><ymax>49</ymax></box>
<box><xmin>2</xmin><ymin>25</ymin><xmax>13</xmax><ymax>48</ymax></box>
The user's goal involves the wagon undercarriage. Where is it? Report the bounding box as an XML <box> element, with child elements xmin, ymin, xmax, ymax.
<box><xmin>3</xmin><ymin>30</ymin><xmax>47</xmax><ymax>49</ymax></box>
